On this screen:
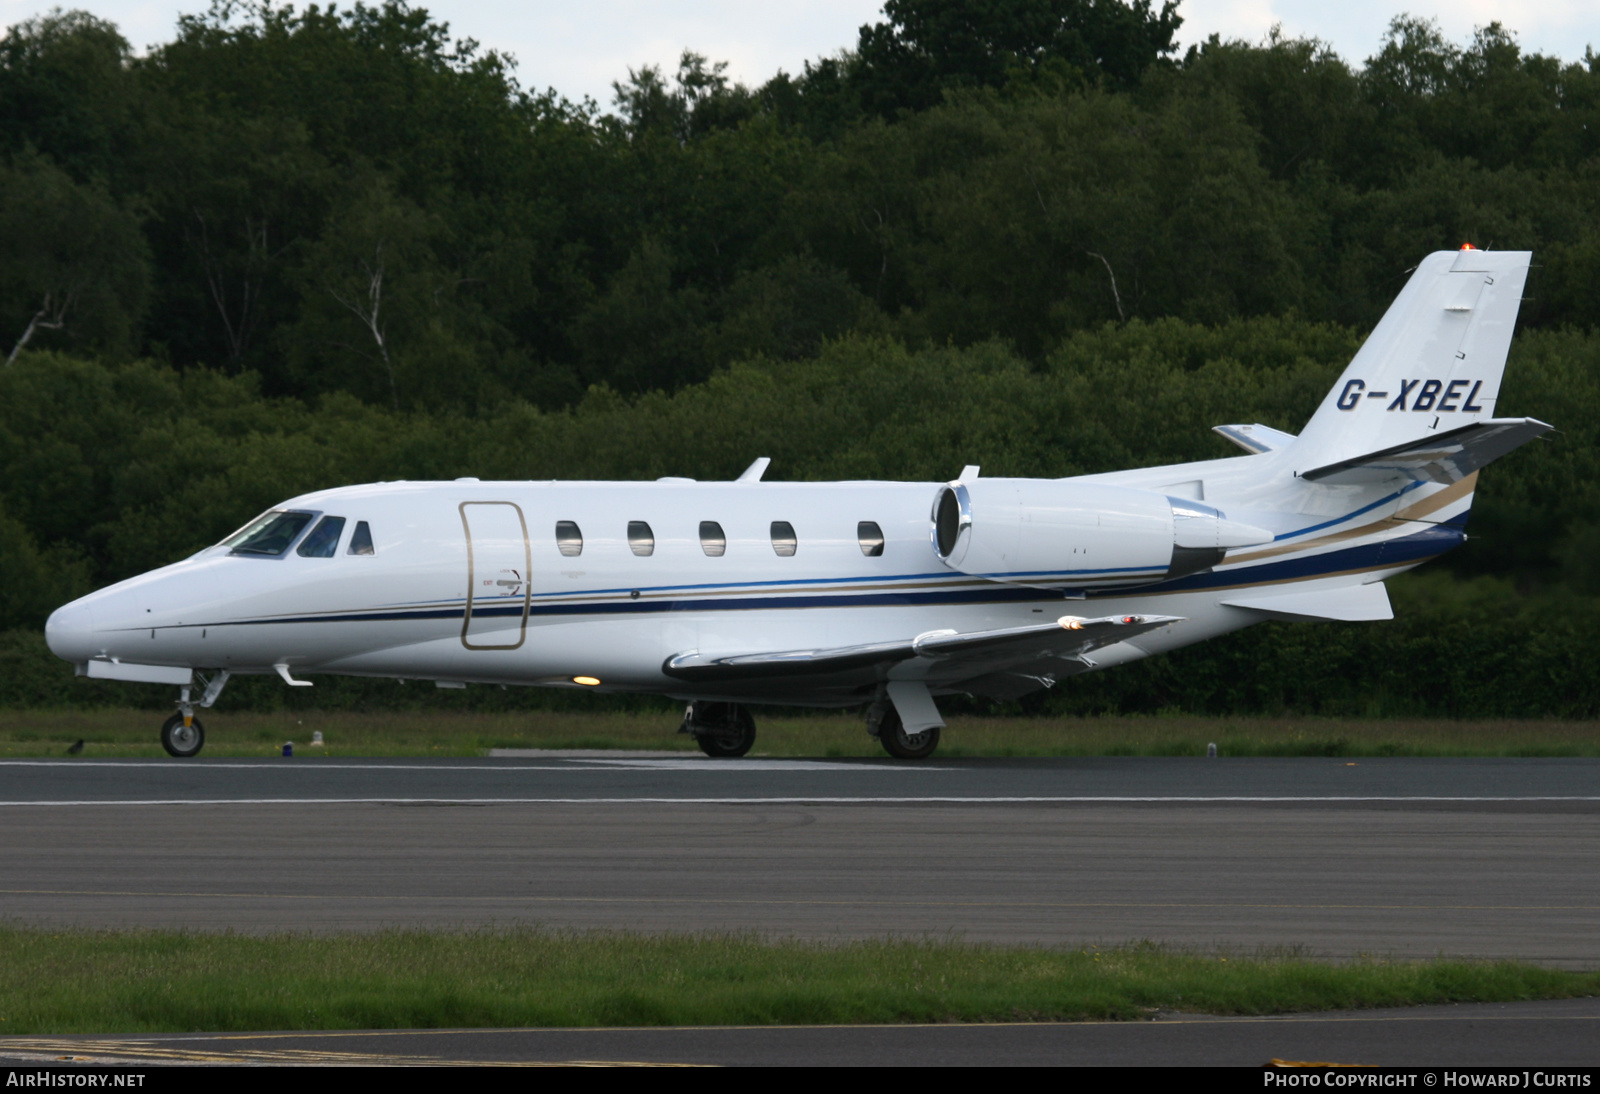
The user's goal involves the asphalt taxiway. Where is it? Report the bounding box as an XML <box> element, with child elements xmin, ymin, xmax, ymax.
<box><xmin>1</xmin><ymin>755</ymin><xmax>1596</xmax><ymax>964</ymax></box>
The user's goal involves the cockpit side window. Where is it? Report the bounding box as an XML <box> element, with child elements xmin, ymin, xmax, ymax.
<box><xmin>348</xmin><ymin>521</ymin><xmax>375</xmax><ymax>556</ymax></box>
<box><xmin>224</xmin><ymin>510</ymin><xmax>317</xmax><ymax>557</ymax></box>
<box><xmin>297</xmin><ymin>516</ymin><xmax>346</xmax><ymax>558</ymax></box>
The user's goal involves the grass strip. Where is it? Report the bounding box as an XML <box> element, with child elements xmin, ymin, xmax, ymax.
<box><xmin>0</xmin><ymin>928</ymin><xmax>1595</xmax><ymax>1034</ymax></box>
<box><xmin>2</xmin><ymin>709</ymin><xmax>1598</xmax><ymax>759</ymax></box>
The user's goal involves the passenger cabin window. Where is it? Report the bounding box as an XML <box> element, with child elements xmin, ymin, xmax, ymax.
<box><xmin>224</xmin><ymin>510</ymin><xmax>316</xmax><ymax>557</ymax></box>
<box><xmin>348</xmin><ymin>521</ymin><xmax>375</xmax><ymax>556</ymax></box>
<box><xmin>858</xmin><ymin>521</ymin><xmax>885</xmax><ymax>557</ymax></box>
<box><xmin>770</xmin><ymin>521</ymin><xmax>797</xmax><ymax>557</ymax></box>
<box><xmin>556</xmin><ymin>521</ymin><xmax>583</xmax><ymax>557</ymax></box>
<box><xmin>628</xmin><ymin>521</ymin><xmax>654</xmax><ymax>557</ymax></box>
<box><xmin>297</xmin><ymin>516</ymin><xmax>346</xmax><ymax>558</ymax></box>
<box><xmin>699</xmin><ymin>521</ymin><xmax>726</xmax><ymax>557</ymax></box>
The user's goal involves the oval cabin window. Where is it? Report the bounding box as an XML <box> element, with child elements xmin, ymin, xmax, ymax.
<box><xmin>770</xmin><ymin>521</ymin><xmax>797</xmax><ymax>557</ymax></box>
<box><xmin>628</xmin><ymin>521</ymin><xmax>654</xmax><ymax>557</ymax></box>
<box><xmin>555</xmin><ymin>521</ymin><xmax>583</xmax><ymax>557</ymax></box>
<box><xmin>699</xmin><ymin>521</ymin><xmax>726</xmax><ymax>557</ymax></box>
<box><xmin>858</xmin><ymin>521</ymin><xmax>885</xmax><ymax>557</ymax></box>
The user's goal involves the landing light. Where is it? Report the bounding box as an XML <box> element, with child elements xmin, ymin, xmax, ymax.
<box><xmin>573</xmin><ymin>676</ymin><xmax>601</xmax><ymax>686</ymax></box>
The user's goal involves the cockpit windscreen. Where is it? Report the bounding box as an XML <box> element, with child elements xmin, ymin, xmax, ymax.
<box><xmin>223</xmin><ymin>510</ymin><xmax>316</xmax><ymax>557</ymax></box>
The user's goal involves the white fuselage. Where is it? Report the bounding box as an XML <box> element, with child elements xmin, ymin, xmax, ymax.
<box><xmin>43</xmin><ymin>464</ymin><xmax>1466</xmax><ymax>706</ymax></box>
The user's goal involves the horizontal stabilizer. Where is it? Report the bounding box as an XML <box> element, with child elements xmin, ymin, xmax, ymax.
<box><xmin>1223</xmin><ymin>582</ymin><xmax>1392</xmax><ymax>622</ymax></box>
<box><xmin>1213</xmin><ymin>423</ymin><xmax>1297</xmax><ymax>454</ymax></box>
<box><xmin>663</xmin><ymin>614</ymin><xmax>1181</xmax><ymax>684</ymax></box>
<box><xmin>1300</xmin><ymin>418</ymin><xmax>1550</xmax><ymax>485</ymax></box>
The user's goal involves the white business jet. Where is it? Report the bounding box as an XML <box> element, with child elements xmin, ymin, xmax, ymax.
<box><xmin>45</xmin><ymin>248</ymin><xmax>1550</xmax><ymax>759</ymax></box>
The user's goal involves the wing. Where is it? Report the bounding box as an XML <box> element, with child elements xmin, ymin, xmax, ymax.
<box><xmin>662</xmin><ymin>613</ymin><xmax>1181</xmax><ymax>702</ymax></box>
<box><xmin>1300</xmin><ymin>418</ymin><xmax>1551</xmax><ymax>485</ymax></box>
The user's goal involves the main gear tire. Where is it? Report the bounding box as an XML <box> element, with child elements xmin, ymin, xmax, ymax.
<box><xmin>691</xmin><ymin>703</ymin><xmax>756</xmax><ymax>758</ymax></box>
<box><xmin>877</xmin><ymin>707</ymin><xmax>940</xmax><ymax>760</ymax></box>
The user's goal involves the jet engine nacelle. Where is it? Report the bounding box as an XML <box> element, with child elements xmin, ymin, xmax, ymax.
<box><xmin>930</xmin><ymin>479</ymin><xmax>1273</xmax><ymax>590</ymax></box>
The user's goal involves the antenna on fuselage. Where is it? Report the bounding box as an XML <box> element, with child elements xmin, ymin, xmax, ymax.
<box><xmin>736</xmin><ymin>457</ymin><xmax>771</xmax><ymax>482</ymax></box>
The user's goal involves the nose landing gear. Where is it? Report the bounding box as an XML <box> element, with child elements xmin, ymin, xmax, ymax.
<box><xmin>163</xmin><ymin>671</ymin><xmax>230</xmax><ymax>758</ymax></box>
<box><xmin>161</xmin><ymin>712</ymin><xmax>205</xmax><ymax>757</ymax></box>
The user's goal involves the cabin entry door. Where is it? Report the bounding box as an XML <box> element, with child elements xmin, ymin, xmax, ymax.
<box><xmin>460</xmin><ymin>501</ymin><xmax>531</xmax><ymax>650</ymax></box>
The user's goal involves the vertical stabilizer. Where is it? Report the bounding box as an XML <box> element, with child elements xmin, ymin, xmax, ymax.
<box><xmin>1290</xmin><ymin>249</ymin><xmax>1530</xmax><ymax>472</ymax></box>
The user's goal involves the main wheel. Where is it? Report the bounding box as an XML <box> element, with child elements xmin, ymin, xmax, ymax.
<box><xmin>877</xmin><ymin>707</ymin><xmax>940</xmax><ymax>760</ymax></box>
<box><xmin>160</xmin><ymin>713</ymin><xmax>205</xmax><ymax>758</ymax></box>
<box><xmin>692</xmin><ymin>703</ymin><xmax>756</xmax><ymax>758</ymax></box>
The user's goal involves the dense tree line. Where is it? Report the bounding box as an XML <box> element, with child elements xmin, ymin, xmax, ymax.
<box><xmin>2</xmin><ymin>0</ymin><xmax>1598</xmax><ymax>716</ymax></box>
<box><xmin>3</xmin><ymin>1</ymin><xmax>1598</xmax><ymax>406</ymax></box>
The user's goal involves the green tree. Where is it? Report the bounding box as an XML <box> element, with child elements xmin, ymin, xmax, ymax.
<box><xmin>0</xmin><ymin>9</ymin><xmax>142</xmax><ymax>183</ymax></box>
<box><xmin>0</xmin><ymin>501</ymin><xmax>90</xmax><ymax>629</ymax></box>
<box><xmin>0</xmin><ymin>150</ymin><xmax>149</xmax><ymax>362</ymax></box>
<box><xmin>852</xmin><ymin>0</ymin><xmax>1182</xmax><ymax>116</ymax></box>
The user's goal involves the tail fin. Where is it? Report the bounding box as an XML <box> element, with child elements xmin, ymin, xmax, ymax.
<box><xmin>1290</xmin><ymin>248</ymin><xmax>1531</xmax><ymax>472</ymax></box>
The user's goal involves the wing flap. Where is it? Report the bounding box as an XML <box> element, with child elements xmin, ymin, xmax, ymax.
<box><xmin>662</xmin><ymin>614</ymin><xmax>1181</xmax><ymax>685</ymax></box>
<box><xmin>1300</xmin><ymin>418</ymin><xmax>1551</xmax><ymax>485</ymax></box>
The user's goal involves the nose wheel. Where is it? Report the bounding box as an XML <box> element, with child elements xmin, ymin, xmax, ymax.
<box><xmin>160</xmin><ymin>672</ymin><xmax>227</xmax><ymax>758</ymax></box>
<box><xmin>160</xmin><ymin>712</ymin><xmax>206</xmax><ymax>758</ymax></box>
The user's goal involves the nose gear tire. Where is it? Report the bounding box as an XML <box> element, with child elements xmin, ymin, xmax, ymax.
<box><xmin>161</xmin><ymin>713</ymin><xmax>206</xmax><ymax>758</ymax></box>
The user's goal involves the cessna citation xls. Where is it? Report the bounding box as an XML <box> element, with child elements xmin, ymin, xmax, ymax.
<box><xmin>46</xmin><ymin>248</ymin><xmax>1550</xmax><ymax>759</ymax></box>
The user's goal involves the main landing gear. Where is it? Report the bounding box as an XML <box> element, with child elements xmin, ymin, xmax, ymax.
<box><xmin>162</xmin><ymin>671</ymin><xmax>230</xmax><ymax>758</ymax></box>
<box><xmin>871</xmin><ymin>705</ymin><xmax>942</xmax><ymax>760</ymax></box>
<box><xmin>681</xmin><ymin>702</ymin><xmax>756</xmax><ymax>758</ymax></box>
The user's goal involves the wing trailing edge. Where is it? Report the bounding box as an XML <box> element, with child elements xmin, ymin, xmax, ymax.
<box><xmin>662</xmin><ymin>613</ymin><xmax>1181</xmax><ymax>686</ymax></box>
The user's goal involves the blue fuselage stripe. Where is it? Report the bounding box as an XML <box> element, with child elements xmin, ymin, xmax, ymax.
<box><xmin>185</xmin><ymin>523</ymin><xmax>1462</xmax><ymax>629</ymax></box>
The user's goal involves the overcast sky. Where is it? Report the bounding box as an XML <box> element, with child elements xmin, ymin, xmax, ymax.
<box><xmin>4</xmin><ymin>0</ymin><xmax>1597</xmax><ymax>108</ymax></box>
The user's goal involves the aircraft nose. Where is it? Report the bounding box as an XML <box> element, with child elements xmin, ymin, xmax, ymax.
<box><xmin>45</xmin><ymin>600</ymin><xmax>98</xmax><ymax>664</ymax></box>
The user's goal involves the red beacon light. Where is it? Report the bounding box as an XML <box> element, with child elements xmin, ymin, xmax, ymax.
<box><xmin>1460</xmin><ymin>242</ymin><xmax>1477</xmax><ymax>250</ymax></box>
